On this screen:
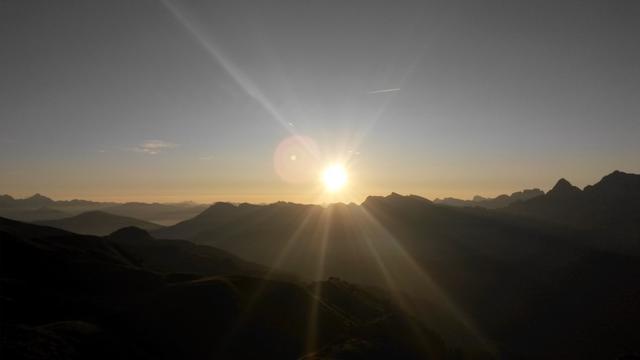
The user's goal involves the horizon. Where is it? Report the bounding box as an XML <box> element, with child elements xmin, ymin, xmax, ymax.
<box><xmin>1</xmin><ymin>168</ymin><xmax>634</xmax><ymax>204</ymax></box>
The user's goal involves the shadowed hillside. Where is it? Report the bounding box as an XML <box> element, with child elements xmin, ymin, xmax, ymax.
<box><xmin>0</xmin><ymin>217</ymin><xmax>462</xmax><ymax>360</ymax></box>
<box><xmin>35</xmin><ymin>211</ymin><xmax>164</xmax><ymax>236</ymax></box>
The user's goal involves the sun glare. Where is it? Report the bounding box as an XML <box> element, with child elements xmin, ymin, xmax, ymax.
<box><xmin>322</xmin><ymin>164</ymin><xmax>348</xmax><ymax>192</ymax></box>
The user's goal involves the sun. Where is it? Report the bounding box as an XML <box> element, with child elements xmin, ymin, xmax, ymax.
<box><xmin>322</xmin><ymin>164</ymin><xmax>348</xmax><ymax>192</ymax></box>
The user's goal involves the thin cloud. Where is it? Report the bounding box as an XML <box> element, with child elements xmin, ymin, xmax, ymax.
<box><xmin>131</xmin><ymin>140</ymin><xmax>178</xmax><ymax>155</ymax></box>
<box><xmin>368</xmin><ymin>88</ymin><xmax>401</xmax><ymax>94</ymax></box>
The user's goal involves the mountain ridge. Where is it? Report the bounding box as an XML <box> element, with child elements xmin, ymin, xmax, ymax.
<box><xmin>35</xmin><ymin>211</ymin><xmax>164</xmax><ymax>236</ymax></box>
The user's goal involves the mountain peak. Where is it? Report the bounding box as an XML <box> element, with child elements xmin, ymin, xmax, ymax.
<box><xmin>21</xmin><ymin>193</ymin><xmax>55</xmax><ymax>206</ymax></box>
<box><xmin>548</xmin><ymin>178</ymin><xmax>581</xmax><ymax>196</ymax></box>
<box><xmin>0</xmin><ymin>194</ymin><xmax>15</xmax><ymax>203</ymax></box>
<box><xmin>598</xmin><ymin>170</ymin><xmax>635</xmax><ymax>184</ymax></box>
<box><xmin>584</xmin><ymin>170</ymin><xmax>640</xmax><ymax>194</ymax></box>
<box><xmin>362</xmin><ymin>192</ymin><xmax>431</xmax><ymax>208</ymax></box>
<box><xmin>27</xmin><ymin>193</ymin><xmax>53</xmax><ymax>201</ymax></box>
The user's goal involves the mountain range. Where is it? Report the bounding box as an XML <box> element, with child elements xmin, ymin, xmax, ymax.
<box><xmin>1</xmin><ymin>170</ymin><xmax>639</xmax><ymax>359</ymax></box>
<box><xmin>0</xmin><ymin>194</ymin><xmax>207</xmax><ymax>225</ymax></box>
<box><xmin>150</xmin><ymin>170</ymin><xmax>640</xmax><ymax>358</ymax></box>
<box><xmin>434</xmin><ymin>188</ymin><xmax>544</xmax><ymax>208</ymax></box>
<box><xmin>35</xmin><ymin>211</ymin><xmax>164</xmax><ymax>236</ymax></box>
<box><xmin>505</xmin><ymin>171</ymin><xmax>640</xmax><ymax>232</ymax></box>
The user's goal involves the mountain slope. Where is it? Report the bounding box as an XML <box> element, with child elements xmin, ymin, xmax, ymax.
<box><xmin>101</xmin><ymin>202</ymin><xmax>209</xmax><ymax>226</ymax></box>
<box><xmin>35</xmin><ymin>211</ymin><xmax>164</xmax><ymax>236</ymax></box>
<box><xmin>505</xmin><ymin>171</ymin><xmax>640</xmax><ymax>251</ymax></box>
<box><xmin>0</xmin><ymin>217</ymin><xmax>456</xmax><ymax>359</ymax></box>
<box><xmin>107</xmin><ymin>227</ymin><xmax>275</xmax><ymax>279</ymax></box>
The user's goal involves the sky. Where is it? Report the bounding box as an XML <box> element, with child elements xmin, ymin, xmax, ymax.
<box><xmin>1</xmin><ymin>0</ymin><xmax>639</xmax><ymax>203</ymax></box>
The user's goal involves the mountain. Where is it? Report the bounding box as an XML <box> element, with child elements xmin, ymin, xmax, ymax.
<box><xmin>152</xmin><ymin>174</ymin><xmax>640</xmax><ymax>358</ymax></box>
<box><xmin>0</xmin><ymin>217</ymin><xmax>457</xmax><ymax>359</ymax></box>
<box><xmin>103</xmin><ymin>202</ymin><xmax>209</xmax><ymax>226</ymax></box>
<box><xmin>20</xmin><ymin>193</ymin><xmax>56</xmax><ymax>208</ymax></box>
<box><xmin>3</xmin><ymin>170</ymin><xmax>639</xmax><ymax>358</ymax></box>
<box><xmin>0</xmin><ymin>194</ymin><xmax>15</xmax><ymax>206</ymax></box>
<box><xmin>505</xmin><ymin>171</ymin><xmax>640</xmax><ymax>251</ymax></box>
<box><xmin>0</xmin><ymin>194</ymin><xmax>207</xmax><ymax>225</ymax></box>
<box><xmin>0</xmin><ymin>206</ymin><xmax>69</xmax><ymax>222</ymax></box>
<box><xmin>434</xmin><ymin>188</ymin><xmax>544</xmax><ymax>209</ymax></box>
<box><xmin>106</xmin><ymin>227</ymin><xmax>274</xmax><ymax>278</ymax></box>
<box><xmin>35</xmin><ymin>211</ymin><xmax>164</xmax><ymax>236</ymax></box>
<box><xmin>153</xmin><ymin>202</ymin><xmax>263</xmax><ymax>239</ymax></box>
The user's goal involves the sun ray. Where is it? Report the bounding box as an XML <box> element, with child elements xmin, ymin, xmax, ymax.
<box><xmin>355</xmin><ymin>205</ymin><xmax>497</xmax><ymax>354</ymax></box>
<box><xmin>159</xmin><ymin>1</ymin><xmax>306</xmax><ymax>141</ymax></box>
<box><xmin>220</xmin><ymin>194</ymin><xmax>325</xmax><ymax>350</ymax></box>
<box><xmin>304</xmin><ymin>205</ymin><xmax>333</xmax><ymax>353</ymax></box>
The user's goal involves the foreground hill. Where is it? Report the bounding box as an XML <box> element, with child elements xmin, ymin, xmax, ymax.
<box><xmin>35</xmin><ymin>211</ymin><xmax>164</xmax><ymax>236</ymax></box>
<box><xmin>0</xmin><ymin>217</ymin><xmax>460</xmax><ymax>359</ymax></box>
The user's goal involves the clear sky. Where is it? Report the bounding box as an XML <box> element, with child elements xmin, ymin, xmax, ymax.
<box><xmin>1</xmin><ymin>0</ymin><xmax>639</xmax><ymax>203</ymax></box>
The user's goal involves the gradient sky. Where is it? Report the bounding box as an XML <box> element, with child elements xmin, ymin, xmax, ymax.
<box><xmin>1</xmin><ymin>0</ymin><xmax>639</xmax><ymax>203</ymax></box>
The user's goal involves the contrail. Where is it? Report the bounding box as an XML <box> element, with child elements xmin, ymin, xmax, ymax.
<box><xmin>368</xmin><ymin>88</ymin><xmax>401</xmax><ymax>94</ymax></box>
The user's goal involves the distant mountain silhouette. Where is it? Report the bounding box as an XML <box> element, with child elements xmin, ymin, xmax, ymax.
<box><xmin>35</xmin><ymin>211</ymin><xmax>164</xmax><ymax>236</ymax></box>
<box><xmin>0</xmin><ymin>193</ymin><xmax>98</xmax><ymax>209</ymax></box>
<box><xmin>104</xmin><ymin>202</ymin><xmax>209</xmax><ymax>226</ymax></box>
<box><xmin>0</xmin><ymin>217</ymin><xmax>455</xmax><ymax>359</ymax></box>
<box><xmin>0</xmin><ymin>194</ymin><xmax>206</xmax><ymax>225</ymax></box>
<box><xmin>153</xmin><ymin>202</ymin><xmax>264</xmax><ymax>239</ymax></box>
<box><xmin>21</xmin><ymin>193</ymin><xmax>56</xmax><ymax>207</ymax></box>
<box><xmin>0</xmin><ymin>206</ymin><xmax>68</xmax><ymax>222</ymax></box>
<box><xmin>434</xmin><ymin>188</ymin><xmax>544</xmax><ymax>209</ymax></box>
<box><xmin>505</xmin><ymin>171</ymin><xmax>640</xmax><ymax>251</ymax></box>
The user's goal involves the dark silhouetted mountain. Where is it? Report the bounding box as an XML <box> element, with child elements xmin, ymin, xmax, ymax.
<box><xmin>506</xmin><ymin>171</ymin><xmax>640</xmax><ymax>252</ymax></box>
<box><xmin>0</xmin><ymin>194</ymin><xmax>206</xmax><ymax>225</ymax></box>
<box><xmin>21</xmin><ymin>193</ymin><xmax>55</xmax><ymax>208</ymax></box>
<box><xmin>109</xmin><ymin>226</ymin><xmax>155</xmax><ymax>242</ymax></box>
<box><xmin>2</xmin><ymin>170</ymin><xmax>639</xmax><ymax>359</ymax></box>
<box><xmin>153</xmin><ymin>202</ymin><xmax>261</xmax><ymax>239</ymax></box>
<box><xmin>152</xmin><ymin>175</ymin><xmax>640</xmax><ymax>359</ymax></box>
<box><xmin>35</xmin><ymin>211</ymin><xmax>164</xmax><ymax>236</ymax></box>
<box><xmin>0</xmin><ymin>194</ymin><xmax>15</xmax><ymax>206</ymax></box>
<box><xmin>106</xmin><ymin>227</ymin><xmax>273</xmax><ymax>278</ymax></box>
<box><xmin>547</xmin><ymin>178</ymin><xmax>581</xmax><ymax>196</ymax></box>
<box><xmin>434</xmin><ymin>188</ymin><xmax>544</xmax><ymax>209</ymax></box>
<box><xmin>102</xmin><ymin>202</ymin><xmax>209</xmax><ymax>226</ymax></box>
<box><xmin>0</xmin><ymin>206</ymin><xmax>69</xmax><ymax>222</ymax></box>
<box><xmin>0</xmin><ymin>217</ymin><xmax>457</xmax><ymax>359</ymax></box>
